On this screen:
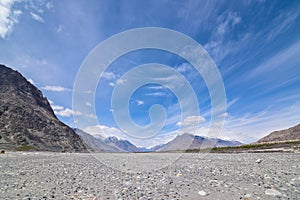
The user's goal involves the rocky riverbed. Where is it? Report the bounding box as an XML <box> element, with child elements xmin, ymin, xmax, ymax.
<box><xmin>0</xmin><ymin>152</ymin><xmax>299</xmax><ymax>199</ymax></box>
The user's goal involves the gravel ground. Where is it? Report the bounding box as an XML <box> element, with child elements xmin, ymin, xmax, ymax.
<box><xmin>0</xmin><ymin>152</ymin><xmax>299</xmax><ymax>200</ymax></box>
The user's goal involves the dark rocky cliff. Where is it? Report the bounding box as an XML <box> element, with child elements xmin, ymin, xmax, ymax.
<box><xmin>0</xmin><ymin>64</ymin><xmax>86</xmax><ymax>152</ymax></box>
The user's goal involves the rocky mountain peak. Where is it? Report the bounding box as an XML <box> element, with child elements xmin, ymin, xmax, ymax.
<box><xmin>0</xmin><ymin>64</ymin><xmax>86</xmax><ymax>152</ymax></box>
<box><xmin>0</xmin><ymin>64</ymin><xmax>54</xmax><ymax>115</ymax></box>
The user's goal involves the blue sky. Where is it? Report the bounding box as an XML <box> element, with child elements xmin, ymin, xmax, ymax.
<box><xmin>0</xmin><ymin>0</ymin><xmax>299</xmax><ymax>147</ymax></box>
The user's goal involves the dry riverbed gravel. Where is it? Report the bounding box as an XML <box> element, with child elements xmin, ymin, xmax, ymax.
<box><xmin>0</xmin><ymin>152</ymin><xmax>299</xmax><ymax>199</ymax></box>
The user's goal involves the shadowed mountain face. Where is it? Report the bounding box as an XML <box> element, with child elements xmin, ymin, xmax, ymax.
<box><xmin>258</xmin><ymin>123</ymin><xmax>300</xmax><ymax>143</ymax></box>
<box><xmin>155</xmin><ymin>133</ymin><xmax>242</xmax><ymax>152</ymax></box>
<box><xmin>0</xmin><ymin>65</ymin><xmax>86</xmax><ymax>152</ymax></box>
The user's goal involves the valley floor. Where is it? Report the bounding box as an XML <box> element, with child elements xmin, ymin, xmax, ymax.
<box><xmin>0</xmin><ymin>152</ymin><xmax>299</xmax><ymax>199</ymax></box>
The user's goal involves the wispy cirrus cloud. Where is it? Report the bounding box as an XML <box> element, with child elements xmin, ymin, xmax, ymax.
<box><xmin>265</xmin><ymin>6</ymin><xmax>300</xmax><ymax>42</ymax></box>
<box><xmin>204</xmin><ymin>11</ymin><xmax>242</xmax><ymax>63</ymax></box>
<box><xmin>145</xmin><ymin>85</ymin><xmax>164</xmax><ymax>90</ymax></box>
<box><xmin>247</xmin><ymin>39</ymin><xmax>300</xmax><ymax>80</ymax></box>
<box><xmin>42</xmin><ymin>85</ymin><xmax>71</xmax><ymax>92</ymax></box>
<box><xmin>30</xmin><ymin>12</ymin><xmax>45</xmax><ymax>23</ymax></box>
<box><xmin>144</xmin><ymin>92</ymin><xmax>167</xmax><ymax>96</ymax></box>
<box><xmin>221</xmin><ymin>103</ymin><xmax>300</xmax><ymax>143</ymax></box>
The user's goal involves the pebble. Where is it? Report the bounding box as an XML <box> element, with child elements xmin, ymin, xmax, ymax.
<box><xmin>198</xmin><ymin>190</ymin><xmax>207</xmax><ymax>196</ymax></box>
<box><xmin>0</xmin><ymin>152</ymin><xmax>298</xmax><ymax>199</ymax></box>
<box><xmin>265</xmin><ymin>188</ymin><xmax>282</xmax><ymax>196</ymax></box>
<box><xmin>255</xmin><ymin>159</ymin><xmax>262</xmax><ymax>164</ymax></box>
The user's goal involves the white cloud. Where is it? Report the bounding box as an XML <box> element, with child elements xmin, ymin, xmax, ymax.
<box><xmin>145</xmin><ymin>85</ymin><xmax>164</xmax><ymax>90</ymax></box>
<box><xmin>45</xmin><ymin>2</ymin><xmax>53</xmax><ymax>10</ymax></box>
<box><xmin>116</xmin><ymin>79</ymin><xmax>125</xmax><ymax>85</ymax></box>
<box><xmin>28</xmin><ymin>78</ymin><xmax>34</xmax><ymax>85</ymax></box>
<box><xmin>176</xmin><ymin>115</ymin><xmax>206</xmax><ymax>127</ymax></box>
<box><xmin>84</xmin><ymin>125</ymin><xmax>123</xmax><ymax>138</ymax></box>
<box><xmin>219</xmin><ymin>112</ymin><xmax>229</xmax><ymax>118</ymax></box>
<box><xmin>51</xmin><ymin>105</ymin><xmax>64</xmax><ymax>110</ymax></box>
<box><xmin>48</xmin><ymin>100</ymin><xmax>54</xmax><ymax>105</ymax></box>
<box><xmin>85</xmin><ymin>101</ymin><xmax>92</xmax><ymax>107</ymax></box>
<box><xmin>42</xmin><ymin>85</ymin><xmax>71</xmax><ymax>92</ymax></box>
<box><xmin>216</xmin><ymin>12</ymin><xmax>241</xmax><ymax>35</ymax></box>
<box><xmin>109</xmin><ymin>82</ymin><xmax>115</xmax><ymax>87</ymax></box>
<box><xmin>30</xmin><ymin>12</ymin><xmax>45</xmax><ymax>23</ymax></box>
<box><xmin>136</xmin><ymin>100</ymin><xmax>144</xmax><ymax>106</ymax></box>
<box><xmin>0</xmin><ymin>0</ymin><xmax>22</xmax><ymax>39</ymax></box>
<box><xmin>86</xmin><ymin>113</ymin><xmax>97</xmax><ymax>119</ymax></box>
<box><xmin>50</xmin><ymin>101</ymin><xmax>82</xmax><ymax>118</ymax></box>
<box><xmin>221</xmin><ymin>103</ymin><xmax>300</xmax><ymax>143</ymax></box>
<box><xmin>101</xmin><ymin>71</ymin><xmax>118</xmax><ymax>80</ymax></box>
<box><xmin>54</xmin><ymin>108</ymin><xmax>82</xmax><ymax>117</ymax></box>
<box><xmin>227</xmin><ymin>98</ymin><xmax>239</xmax><ymax>109</ymax></box>
<box><xmin>57</xmin><ymin>24</ymin><xmax>63</xmax><ymax>33</ymax></box>
<box><xmin>144</xmin><ymin>92</ymin><xmax>167</xmax><ymax>96</ymax></box>
<box><xmin>176</xmin><ymin>62</ymin><xmax>192</xmax><ymax>73</ymax></box>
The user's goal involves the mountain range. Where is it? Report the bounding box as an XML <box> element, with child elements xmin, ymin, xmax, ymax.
<box><xmin>75</xmin><ymin>128</ymin><xmax>142</xmax><ymax>152</ymax></box>
<box><xmin>1</xmin><ymin>64</ymin><xmax>298</xmax><ymax>152</ymax></box>
<box><xmin>76</xmin><ymin>129</ymin><xmax>243</xmax><ymax>152</ymax></box>
<box><xmin>153</xmin><ymin>133</ymin><xmax>242</xmax><ymax>151</ymax></box>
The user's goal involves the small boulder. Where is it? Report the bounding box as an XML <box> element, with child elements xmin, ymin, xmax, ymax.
<box><xmin>198</xmin><ymin>190</ymin><xmax>207</xmax><ymax>196</ymax></box>
<box><xmin>265</xmin><ymin>188</ymin><xmax>282</xmax><ymax>196</ymax></box>
<box><xmin>0</xmin><ymin>150</ymin><xmax>5</xmax><ymax>154</ymax></box>
<box><xmin>255</xmin><ymin>159</ymin><xmax>262</xmax><ymax>164</ymax></box>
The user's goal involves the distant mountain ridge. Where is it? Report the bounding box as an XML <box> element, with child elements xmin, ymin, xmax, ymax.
<box><xmin>104</xmin><ymin>136</ymin><xmax>141</xmax><ymax>152</ymax></box>
<box><xmin>257</xmin><ymin>123</ymin><xmax>300</xmax><ymax>143</ymax></box>
<box><xmin>154</xmin><ymin>133</ymin><xmax>242</xmax><ymax>152</ymax></box>
<box><xmin>0</xmin><ymin>64</ymin><xmax>86</xmax><ymax>152</ymax></box>
<box><xmin>75</xmin><ymin>129</ymin><xmax>143</xmax><ymax>152</ymax></box>
<box><xmin>77</xmin><ymin>129</ymin><xmax>243</xmax><ymax>152</ymax></box>
<box><xmin>75</xmin><ymin>128</ymin><xmax>121</xmax><ymax>152</ymax></box>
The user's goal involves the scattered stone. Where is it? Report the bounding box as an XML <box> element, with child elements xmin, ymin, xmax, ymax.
<box><xmin>198</xmin><ymin>190</ymin><xmax>207</xmax><ymax>196</ymax></box>
<box><xmin>0</xmin><ymin>153</ymin><xmax>298</xmax><ymax>199</ymax></box>
<box><xmin>244</xmin><ymin>193</ymin><xmax>251</xmax><ymax>198</ymax></box>
<box><xmin>255</xmin><ymin>159</ymin><xmax>262</xmax><ymax>164</ymax></box>
<box><xmin>265</xmin><ymin>188</ymin><xmax>282</xmax><ymax>196</ymax></box>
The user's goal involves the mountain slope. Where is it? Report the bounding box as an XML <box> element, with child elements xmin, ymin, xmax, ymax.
<box><xmin>0</xmin><ymin>64</ymin><xmax>86</xmax><ymax>152</ymax></box>
<box><xmin>156</xmin><ymin>133</ymin><xmax>242</xmax><ymax>151</ymax></box>
<box><xmin>75</xmin><ymin>129</ymin><xmax>143</xmax><ymax>152</ymax></box>
<box><xmin>104</xmin><ymin>136</ymin><xmax>141</xmax><ymax>152</ymax></box>
<box><xmin>258</xmin><ymin>123</ymin><xmax>300</xmax><ymax>143</ymax></box>
<box><xmin>74</xmin><ymin>129</ymin><xmax>122</xmax><ymax>152</ymax></box>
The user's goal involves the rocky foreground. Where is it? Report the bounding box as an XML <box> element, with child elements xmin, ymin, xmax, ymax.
<box><xmin>0</xmin><ymin>152</ymin><xmax>299</xmax><ymax>200</ymax></box>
